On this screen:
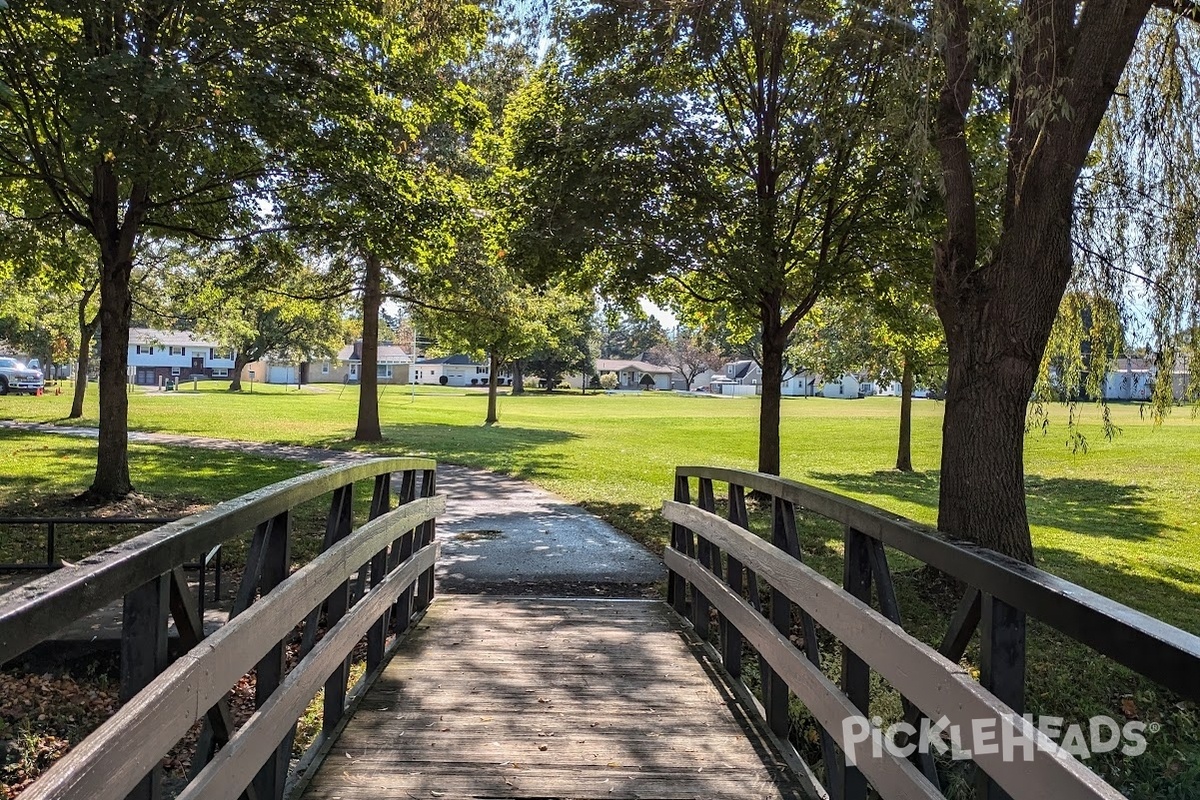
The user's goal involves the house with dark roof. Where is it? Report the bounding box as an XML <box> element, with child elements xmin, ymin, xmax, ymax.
<box><xmin>127</xmin><ymin>328</ymin><xmax>237</xmax><ymax>386</ymax></box>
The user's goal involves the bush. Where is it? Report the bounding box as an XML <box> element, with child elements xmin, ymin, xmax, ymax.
<box><xmin>599</xmin><ymin>372</ymin><xmax>619</xmax><ymax>390</ymax></box>
<box><xmin>470</xmin><ymin>378</ymin><xmax>478</xmax><ymax>386</ymax></box>
<box><xmin>639</xmin><ymin>373</ymin><xmax>656</xmax><ymax>390</ymax></box>
<box><xmin>439</xmin><ymin>375</ymin><xmax>448</xmax><ymax>386</ymax></box>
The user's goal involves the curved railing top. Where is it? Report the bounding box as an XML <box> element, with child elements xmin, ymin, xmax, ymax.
<box><xmin>674</xmin><ymin>465</ymin><xmax>1200</xmax><ymax>700</ymax></box>
<box><xmin>0</xmin><ymin>456</ymin><xmax>435</xmax><ymax>663</ymax></box>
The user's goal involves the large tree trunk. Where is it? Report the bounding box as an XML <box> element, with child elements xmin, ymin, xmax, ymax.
<box><xmin>511</xmin><ymin>359</ymin><xmax>524</xmax><ymax>395</ymax></box>
<box><xmin>934</xmin><ymin>240</ymin><xmax>1070</xmax><ymax>564</ymax></box>
<box><xmin>485</xmin><ymin>351</ymin><xmax>499</xmax><ymax>425</ymax></box>
<box><xmin>757</xmin><ymin>311</ymin><xmax>786</xmax><ymax>476</ymax></box>
<box><xmin>88</xmin><ymin>251</ymin><xmax>134</xmax><ymax>500</ymax></box>
<box><xmin>895</xmin><ymin>359</ymin><xmax>914</xmax><ymax>472</ymax></box>
<box><xmin>70</xmin><ymin>289</ymin><xmax>98</xmax><ymax>418</ymax></box>
<box><xmin>354</xmin><ymin>252</ymin><xmax>382</xmax><ymax>442</ymax></box>
<box><xmin>228</xmin><ymin>353</ymin><xmax>251</xmax><ymax>392</ymax></box>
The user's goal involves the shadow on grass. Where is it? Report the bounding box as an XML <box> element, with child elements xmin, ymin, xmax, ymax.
<box><xmin>310</xmin><ymin>422</ymin><xmax>583</xmax><ymax>482</ymax></box>
<box><xmin>810</xmin><ymin>469</ymin><xmax>1172</xmax><ymax>542</ymax></box>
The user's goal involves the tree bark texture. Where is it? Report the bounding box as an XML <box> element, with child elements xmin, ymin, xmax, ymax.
<box><xmin>931</xmin><ymin>0</ymin><xmax>1153</xmax><ymax>562</ymax></box>
<box><xmin>757</xmin><ymin>308</ymin><xmax>787</xmax><ymax>477</ymax></box>
<box><xmin>511</xmin><ymin>360</ymin><xmax>524</xmax><ymax>395</ymax></box>
<box><xmin>354</xmin><ymin>252</ymin><xmax>383</xmax><ymax>442</ymax></box>
<box><xmin>896</xmin><ymin>359</ymin><xmax>914</xmax><ymax>472</ymax></box>
<box><xmin>87</xmin><ymin>168</ymin><xmax>145</xmax><ymax>501</ymax></box>
<box><xmin>485</xmin><ymin>351</ymin><xmax>500</xmax><ymax>425</ymax></box>
<box><xmin>228</xmin><ymin>353</ymin><xmax>251</xmax><ymax>392</ymax></box>
<box><xmin>70</xmin><ymin>289</ymin><xmax>98</xmax><ymax>419</ymax></box>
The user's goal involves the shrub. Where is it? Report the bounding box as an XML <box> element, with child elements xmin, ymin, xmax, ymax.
<box><xmin>439</xmin><ymin>375</ymin><xmax>448</xmax><ymax>386</ymax></box>
<box><xmin>599</xmin><ymin>372</ymin><xmax>619</xmax><ymax>390</ymax></box>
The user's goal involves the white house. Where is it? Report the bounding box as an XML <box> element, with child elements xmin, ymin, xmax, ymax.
<box><xmin>782</xmin><ymin>371</ymin><xmax>819</xmax><ymax>397</ymax></box>
<box><xmin>413</xmin><ymin>354</ymin><xmax>491</xmax><ymax>387</ymax></box>
<box><xmin>1102</xmin><ymin>356</ymin><xmax>1189</xmax><ymax>401</ymax></box>
<box><xmin>127</xmin><ymin>328</ymin><xmax>236</xmax><ymax>386</ymax></box>
<box><xmin>820</xmin><ymin>373</ymin><xmax>861</xmax><ymax>399</ymax></box>
<box><xmin>881</xmin><ymin>381</ymin><xmax>929</xmax><ymax>398</ymax></box>
<box><xmin>576</xmin><ymin>358</ymin><xmax>673</xmax><ymax>390</ymax></box>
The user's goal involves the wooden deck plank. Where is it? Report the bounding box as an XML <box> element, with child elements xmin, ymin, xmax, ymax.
<box><xmin>301</xmin><ymin>596</ymin><xmax>806</xmax><ymax>800</ymax></box>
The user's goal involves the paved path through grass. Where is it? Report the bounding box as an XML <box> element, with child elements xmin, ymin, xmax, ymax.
<box><xmin>0</xmin><ymin>421</ymin><xmax>664</xmax><ymax>595</ymax></box>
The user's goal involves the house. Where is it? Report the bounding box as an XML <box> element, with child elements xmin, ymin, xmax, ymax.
<box><xmin>820</xmin><ymin>373</ymin><xmax>861</xmax><ymax>399</ymax></box>
<box><xmin>127</xmin><ymin>328</ymin><xmax>237</xmax><ymax>386</ymax></box>
<box><xmin>1102</xmin><ymin>356</ymin><xmax>1189</xmax><ymax>401</ymax></box>
<box><xmin>316</xmin><ymin>341</ymin><xmax>411</xmax><ymax>385</ymax></box>
<box><xmin>413</xmin><ymin>354</ymin><xmax>491</xmax><ymax>387</ymax></box>
<box><xmin>576</xmin><ymin>358</ymin><xmax>674</xmax><ymax>390</ymax></box>
<box><xmin>709</xmin><ymin>360</ymin><xmax>818</xmax><ymax>396</ymax></box>
<box><xmin>782</xmin><ymin>370</ymin><xmax>819</xmax><ymax>397</ymax></box>
<box><xmin>881</xmin><ymin>381</ymin><xmax>929</xmax><ymax>399</ymax></box>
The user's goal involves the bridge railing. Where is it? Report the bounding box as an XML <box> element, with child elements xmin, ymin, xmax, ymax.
<box><xmin>663</xmin><ymin>466</ymin><xmax>1200</xmax><ymax>800</ymax></box>
<box><xmin>0</xmin><ymin>456</ymin><xmax>443</xmax><ymax>800</ymax></box>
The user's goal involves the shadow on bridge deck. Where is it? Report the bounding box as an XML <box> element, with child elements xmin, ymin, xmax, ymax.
<box><xmin>299</xmin><ymin>596</ymin><xmax>805</xmax><ymax>800</ymax></box>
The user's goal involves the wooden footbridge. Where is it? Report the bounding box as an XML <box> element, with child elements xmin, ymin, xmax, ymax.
<box><xmin>1</xmin><ymin>458</ymin><xmax>1197</xmax><ymax>800</ymax></box>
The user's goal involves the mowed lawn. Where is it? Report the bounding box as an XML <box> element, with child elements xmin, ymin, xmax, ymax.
<box><xmin>2</xmin><ymin>382</ymin><xmax>1198</xmax><ymax>632</ymax></box>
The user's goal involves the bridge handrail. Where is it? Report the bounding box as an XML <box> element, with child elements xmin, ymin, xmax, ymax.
<box><xmin>0</xmin><ymin>456</ymin><xmax>435</xmax><ymax>663</ymax></box>
<box><xmin>674</xmin><ymin>466</ymin><xmax>1200</xmax><ymax>698</ymax></box>
<box><xmin>22</xmin><ymin>494</ymin><xmax>444</xmax><ymax>800</ymax></box>
<box><xmin>666</xmin><ymin>466</ymin><xmax>1200</xmax><ymax>800</ymax></box>
<box><xmin>0</xmin><ymin>456</ymin><xmax>442</xmax><ymax>800</ymax></box>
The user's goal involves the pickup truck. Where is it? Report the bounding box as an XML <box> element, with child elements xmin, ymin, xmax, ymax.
<box><xmin>0</xmin><ymin>357</ymin><xmax>45</xmax><ymax>395</ymax></box>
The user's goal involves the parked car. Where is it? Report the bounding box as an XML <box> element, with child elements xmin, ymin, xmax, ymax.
<box><xmin>0</xmin><ymin>357</ymin><xmax>45</xmax><ymax>395</ymax></box>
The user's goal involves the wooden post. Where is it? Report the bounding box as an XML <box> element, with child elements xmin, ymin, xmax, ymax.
<box><xmin>723</xmin><ymin>483</ymin><xmax>747</xmax><ymax>679</ymax></box>
<box><xmin>841</xmin><ymin>526</ymin><xmax>873</xmax><ymax>800</ymax></box>
<box><xmin>367</xmin><ymin>473</ymin><xmax>393</xmax><ymax>670</ymax></box>
<box><xmin>670</xmin><ymin>474</ymin><xmax>692</xmax><ymax>616</ymax></box>
<box><xmin>389</xmin><ymin>470</ymin><xmax>419</xmax><ymax>632</ymax></box>
<box><xmin>414</xmin><ymin>469</ymin><xmax>437</xmax><ymax>610</ymax></box>
<box><xmin>764</xmin><ymin>498</ymin><xmax>793</xmax><ymax>740</ymax></box>
<box><xmin>976</xmin><ymin>593</ymin><xmax>1026</xmax><ymax>800</ymax></box>
<box><xmin>252</xmin><ymin>511</ymin><xmax>292</xmax><ymax>800</ymax></box>
<box><xmin>692</xmin><ymin>479</ymin><xmax>716</xmax><ymax>640</ymax></box>
<box><xmin>121</xmin><ymin>574</ymin><xmax>169</xmax><ymax>800</ymax></box>
<box><xmin>322</xmin><ymin>485</ymin><xmax>354</xmax><ymax>738</ymax></box>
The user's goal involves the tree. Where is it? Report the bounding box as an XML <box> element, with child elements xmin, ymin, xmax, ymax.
<box><xmin>171</xmin><ymin>242</ymin><xmax>345</xmax><ymax>393</ymax></box>
<box><xmin>0</xmin><ymin>2</ymin><xmax>382</xmax><ymax>498</ymax></box>
<box><xmin>922</xmin><ymin>0</ymin><xmax>1200</xmax><ymax>560</ymax></box>
<box><xmin>790</xmin><ymin>291</ymin><xmax>945</xmax><ymax>471</ymax></box>
<box><xmin>507</xmin><ymin>0</ymin><xmax>912</xmax><ymax>475</ymax></box>
<box><xmin>650</xmin><ymin>331</ymin><xmax>723</xmax><ymax>390</ymax></box>
<box><xmin>276</xmin><ymin>0</ymin><xmax>484</xmax><ymax>443</ymax></box>
<box><xmin>599</xmin><ymin>313</ymin><xmax>670</xmax><ymax>359</ymax></box>
<box><xmin>522</xmin><ymin>287</ymin><xmax>596</xmax><ymax>391</ymax></box>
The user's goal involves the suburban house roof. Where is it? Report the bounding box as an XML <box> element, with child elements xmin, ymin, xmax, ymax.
<box><xmin>336</xmin><ymin>341</ymin><xmax>412</xmax><ymax>364</ymax></box>
<box><xmin>418</xmin><ymin>354</ymin><xmax>482</xmax><ymax>366</ymax></box>
<box><xmin>724</xmin><ymin>360</ymin><xmax>758</xmax><ymax>380</ymax></box>
<box><xmin>595</xmin><ymin>358</ymin><xmax>674</xmax><ymax>374</ymax></box>
<box><xmin>128</xmin><ymin>328</ymin><xmax>220</xmax><ymax>348</ymax></box>
<box><xmin>1110</xmin><ymin>355</ymin><xmax>1188</xmax><ymax>374</ymax></box>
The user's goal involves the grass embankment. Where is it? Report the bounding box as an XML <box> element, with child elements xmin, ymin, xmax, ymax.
<box><xmin>2</xmin><ymin>383</ymin><xmax>1199</xmax><ymax>796</ymax></box>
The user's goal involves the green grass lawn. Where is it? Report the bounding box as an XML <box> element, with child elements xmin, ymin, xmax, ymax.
<box><xmin>3</xmin><ymin>383</ymin><xmax>1199</xmax><ymax>796</ymax></box>
<box><xmin>5</xmin><ymin>381</ymin><xmax>1197</xmax><ymax>631</ymax></box>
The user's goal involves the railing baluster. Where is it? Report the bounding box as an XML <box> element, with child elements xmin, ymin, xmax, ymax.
<box><xmin>322</xmin><ymin>485</ymin><xmax>355</xmax><ymax>738</ymax></box>
<box><xmin>723</xmin><ymin>483</ymin><xmax>747</xmax><ymax>679</ymax></box>
<box><xmin>669</xmin><ymin>473</ymin><xmax>691</xmax><ymax>616</ymax></box>
<box><xmin>367</xmin><ymin>473</ymin><xmax>393</xmax><ymax>670</ymax></box>
<box><xmin>121</xmin><ymin>574</ymin><xmax>169</xmax><ymax>800</ymax></box>
<box><xmin>388</xmin><ymin>470</ymin><xmax>418</xmax><ymax>632</ymax></box>
<box><xmin>692</xmin><ymin>478</ymin><xmax>716</xmax><ymax>640</ymax></box>
<box><xmin>976</xmin><ymin>593</ymin><xmax>1025</xmax><ymax>800</ymax></box>
<box><xmin>414</xmin><ymin>469</ymin><xmax>437</xmax><ymax>610</ymax></box>
<box><xmin>252</xmin><ymin>511</ymin><xmax>292</xmax><ymax>800</ymax></box>
<box><xmin>841</xmin><ymin>526</ymin><xmax>873</xmax><ymax>800</ymax></box>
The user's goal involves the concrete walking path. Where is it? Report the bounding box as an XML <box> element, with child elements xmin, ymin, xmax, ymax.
<box><xmin>0</xmin><ymin>420</ymin><xmax>664</xmax><ymax>595</ymax></box>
